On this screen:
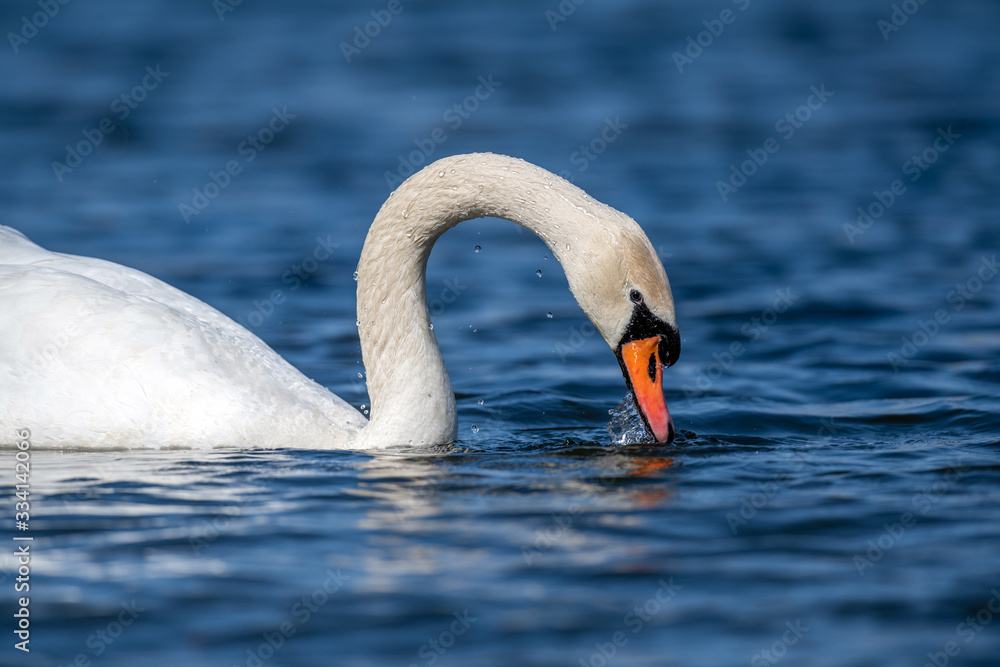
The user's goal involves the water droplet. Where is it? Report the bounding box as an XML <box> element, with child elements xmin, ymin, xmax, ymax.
<box><xmin>474</xmin><ymin>245</ymin><xmax>481</xmax><ymax>253</ymax></box>
<box><xmin>546</xmin><ymin>312</ymin><xmax>553</xmax><ymax>318</ymax></box>
<box><xmin>471</xmin><ymin>425</ymin><xmax>479</xmax><ymax>433</ymax></box>
<box><xmin>565</xmin><ymin>243</ymin><xmax>570</xmax><ymax>251</ymax></box>
<box><xmin>352</xmin><ymin>271</ymin><xmax>358</xmax><ymax>281</ymax></box>
<box><xmin>607</xmin><ymin>393</ymin><xmax>652</xmax><ymax>445</ymax></box>
<box><xmin>438</xmin><ymin>171</ymin><xmax>445</xmax><ymax>177</ymax></box>
<box><xmin>536</xmin><ymin>270</ymin><xmax>543</xmax><ymax>277</ymax></box>
<box><xmin>543</xmin><ymin>254</ymin><xmax>548</xmax><ymax>260</ymax></box>
<box><xmin>357</xmin><ymin>372</ymin><xmax>363</xmax><ymax>378</ymax></box>
<box><xmin>428</xmin><ymin>323</ymin><xmax>434</xmax><ymax>330</ymax></box>
<box><xmin>477</xmin><ymin>399</ymin><xmax>484</xmax><ymax>405</ymax></box>
<box><xmin>355</xmin><ymin>320</ymin><xmax>360</xmax><ymax>327</ymax></box>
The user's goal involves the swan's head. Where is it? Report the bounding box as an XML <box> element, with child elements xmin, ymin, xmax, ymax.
<box><xmin>361</xmin><ymin>151</ymin><xmax>680</xmax><ymax>445</ymax></box>
<box><xmin>560</xmin><ymin>206</ymin><xmax>680</xmax><ymax>444</ymax></box>
<box><xmin>613</xmin><ymin>284</ymin><xmax>680</xmax><ymax>444</ymax></box>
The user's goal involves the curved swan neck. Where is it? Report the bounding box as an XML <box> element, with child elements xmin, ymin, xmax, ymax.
<box><xmin>354</xmin><ymin>153</ymin><xmax>664</xmax><ymax>447</ymax></box>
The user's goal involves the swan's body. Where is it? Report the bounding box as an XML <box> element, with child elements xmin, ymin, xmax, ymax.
<box><xmin>0</xmin><ymin>153</ymin><xmax>679</xmax><ymax>449</ymax></box>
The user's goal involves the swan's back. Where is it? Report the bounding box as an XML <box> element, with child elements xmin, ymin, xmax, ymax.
<box><xmin>0</xmin><ymin>226</ymin><xmax>365</xmax><ymax>448</ymax></box>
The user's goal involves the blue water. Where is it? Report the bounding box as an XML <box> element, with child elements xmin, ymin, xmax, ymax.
<box><xmin>3</xmin><ymin>0</ymin><xmax>1000</xmax><ymax>665</ymax></box>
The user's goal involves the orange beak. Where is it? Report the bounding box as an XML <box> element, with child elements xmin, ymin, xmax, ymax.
<box><xmin>620</xmin><ymin>336</ymin><xmax>674</xmax><ymax>443</ymax></box>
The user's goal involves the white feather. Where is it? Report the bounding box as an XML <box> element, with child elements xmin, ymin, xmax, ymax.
<box><xmin>0</xmin><ymin>153</ymin><xmax>675</xmax><ymax>449</ymax></box>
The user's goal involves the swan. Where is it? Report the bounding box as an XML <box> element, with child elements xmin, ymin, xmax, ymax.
<box><xmin>0</xmin><ymin>153</ymin><xmax>679</xmax><ymax>449</ymax></box>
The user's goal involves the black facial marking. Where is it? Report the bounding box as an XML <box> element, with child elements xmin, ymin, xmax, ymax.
<box><xmin>618</xmin><ymin>297</ymin><xmax>680</xmax><ymax>367</ymax></box>
<box><xmin>614</xmin><ymin>297</ymin><xmax>680</xmax><ymax>443</ymax></box>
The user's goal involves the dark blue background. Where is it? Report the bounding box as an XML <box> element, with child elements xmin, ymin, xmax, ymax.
<box><xmin>2</xmin><ymin>1</ymin><xmax>999</xmax><ymax>666</ymax></box>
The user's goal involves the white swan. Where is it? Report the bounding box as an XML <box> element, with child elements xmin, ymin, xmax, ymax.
<box><xmin>0</xmin><ymin>153</ymin><xmax>679</xmax><ymax>449</ymax></box>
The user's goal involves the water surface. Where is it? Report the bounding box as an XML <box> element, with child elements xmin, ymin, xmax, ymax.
<box><xmin>2</xmin><ymin>1</ymin><xmax>999</xmax><ymax>665</ymax></box>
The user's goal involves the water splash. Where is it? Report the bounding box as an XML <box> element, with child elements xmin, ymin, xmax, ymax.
<box><xmin>607</xmin><ymin>393</ymin><xmax>651</xmax><ymax>445</ymax></box>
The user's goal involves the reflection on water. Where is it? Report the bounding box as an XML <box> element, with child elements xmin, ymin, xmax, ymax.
<box><xmin>2</xmin><ymin>0</ymin><xmax>1000</xmax><ymax>664</ymax></box>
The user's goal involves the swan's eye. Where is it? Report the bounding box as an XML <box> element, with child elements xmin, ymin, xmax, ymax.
<box><xmin>629</xmin><ymin>290</ymin><xmax>642</xmax><ymax>304</ymax></box>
